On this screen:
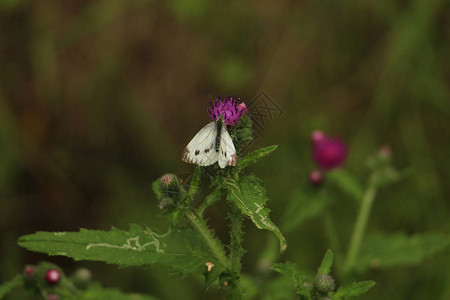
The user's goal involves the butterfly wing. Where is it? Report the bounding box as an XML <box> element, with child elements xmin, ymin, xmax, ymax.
<box><xmin>182</xmin><ymin>122</ymin><xmax>218</xmax><ymax>166</ymax></box>
<box><xmin>218</xmin><ymin>125</ymin><xmax>237</xmax><ymax>168</ymax></box>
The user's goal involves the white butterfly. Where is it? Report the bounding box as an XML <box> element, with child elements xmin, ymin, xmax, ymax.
<box><xmin>182</xmin><ymin>119</ymin><xmax>237</xmax><ymax>168</ymax></box>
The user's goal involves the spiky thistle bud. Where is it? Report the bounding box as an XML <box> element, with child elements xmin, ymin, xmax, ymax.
<box><xmin>314</xmin><ymin>274</ymin><xmax>335</xmax><ymax>294</ymax></box>
<box><xmin>159</xmin><ymin>174</ymin><xmax>180</xmax><ymax>194</ymax></box>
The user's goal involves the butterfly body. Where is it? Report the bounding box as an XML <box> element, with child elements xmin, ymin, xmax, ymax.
<box><xmin>182</xmin><ymin>119</ymin><xmax>237</xmax><ymax>168</ymax></box>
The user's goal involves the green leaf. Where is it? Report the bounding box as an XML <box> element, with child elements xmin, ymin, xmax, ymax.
<box><xmin>327</xmin><ymin>169</ymin><xmax>363</xmax><ymax>204</ymax></box>
<box><xmin>281</xmin><ymin>184</ymin><xmax>331</xmax><ymax>232</ymax></box>
<box><xmin>80</xmin><ymin>283</ymin><xmax>158</xmax><ymax>300</ymax></box>
<box><xmin>18</xmin><ymin>225</ymin><xmax>224</xmax><ymax>276</ymax></box>
<box><xmin>223</xmin><ymin>175</ymin><xmax>287</xmax><ymax>252</ymax></box>
<box><xmin>236</xmin><ymin>145</ymin><xmax>278</xmax><ymax>169</ymax></box>
<box><xmin>272</xmin><ymin>262</ymin><xmax>312</xmax><ymax>299</ymax></box>
<box><xmin>272</xmin><ymin>262</ymin><xmax>307</xmax><ymax>286</ymax></box>
<box><xmin>152</xmin><ymin>179</ymin><xmax>164</xmax><ymax>199</ymax></box>
<box><xmin>355</xmin><ymin>232</ymin><xmax>450</xmax><ymax>272</ymax></box>
<box><xmin>317</xmin><ymin>249</ymin><xmax>334</xmax><ymax>275</ymax></box>
<box><xmin>0</xmin><ymin>275</ymin><xmax>22</xmax><ymax>298</ymax></box>
<box><xmin>332</xmin><ymin>281</ymin><xmax>375</xmax><ymax>298</ymax></box>
<box><xmin>188</xmin><ymin>166</ymin><xmax>202</xmax><ymax>199</ymax></box>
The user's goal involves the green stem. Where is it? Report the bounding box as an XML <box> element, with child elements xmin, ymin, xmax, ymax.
<box><xmin>344</xmin><ymin>182</ymin><xmax>377</xmax><ymax>274</ymax></box>
<box><xmin>229</xmin><ymin>203</ymin><xmax>244</xmax><ymax>298</ymax></box>
<box><xmin>186</xmin><ymin>211</ymin><xmax>231</xmax><ymax>270</ymax></box>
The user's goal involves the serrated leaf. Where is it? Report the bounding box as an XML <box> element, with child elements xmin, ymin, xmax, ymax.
<box><xmin>272</xmin><ymin>262</ymin><xmax>307</xmax><ymax>286</ymax></box>
<box><xmin>188</xmin><ymin>166</ymin><xmax>201</xmax><ymax>199</ymax></box>
<box><xmin>272</xmin><ymin>262</ymin><xmax>312</xmax><ymax>299</ymax></box>
<box><xmin>223</xmin><ymin>175</ymin><xmax>287</xmax><ymax>252</ymax></box>
<box><xmin>356</xmin><ymin>232</ymin><xmax>450</xmax><ymax>272</ymax></box>
<box><xmin>0</xmin><ymin>275</ymin><xmax>22</xmax><ymax>298</ymax></box>
<box><xmin>281</xmin><ymin>184</ymin><xmax>331</xmax><ymax>232</ymax></box>
<box><xmin>236</xmin><ymin>145</ymin><xmax>278</xmax><ymax>169</ymax></box>
<box><xmin>317</xmin><ymin>249</ymin><xmax>334</xmax><ymax>275</ymax></box>
<box><xmin>18</xmin><ymin>225</ymin><xmax>223</xmax><ymax>276</ymax></box>
<box><xmin>327</xmin><ymin>169</ymin><xmax>363</xmax><ymax>203</ymax></box>
<box><xmin>332</xmin><ymin>281</ymin><xmax>375</xmax><ymax>298</ymax></box>
<box><xmin>81</xmin><ymin>284</ymin><xmax>158</xmax><ymax>300</ymax></box>
<box><xmin>204</xmin><ymin>263</ymin><xmax>224</xmax><ymax>288</ymax></box>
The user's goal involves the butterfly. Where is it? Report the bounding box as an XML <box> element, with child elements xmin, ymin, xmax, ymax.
<box><xmin>182</xmin><ymin>118</ymin><xmax>237</xmax><ymax>168</ymax></box>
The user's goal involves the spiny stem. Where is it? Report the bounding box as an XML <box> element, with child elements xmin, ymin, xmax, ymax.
<box><xmin>186</xmin><ymin>211</ymin><xmax>231</xmax><ymax>270</ymax></box>
<box><xmin>229</xmin><ymin>203</ymin><xmax>244</xmax><ymax>298</ymax></box>
<box><xmin>343</xmin><ymin>182</ymin><xmax>377</xmax><ymax>274</ymax></box>
<box><xmin>230</xmin><ymin>204</ymin><xmax>244</xmax><ymax>273</ymax></box>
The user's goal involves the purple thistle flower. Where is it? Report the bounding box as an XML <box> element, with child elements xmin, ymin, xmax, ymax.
<box><xmin>207</xmin><ymin>96</ymin><xmax>247</xmax><ymax>126</ymax></box>
<box><xmin>312</xmin><ymin>134</ymin><xmax>347</xmax><ymax>170</ymax></box>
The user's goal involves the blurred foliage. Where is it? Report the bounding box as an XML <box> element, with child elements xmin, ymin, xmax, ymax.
<box><xmin>0</xmin><ymin>0</ymin><xmax>449</xmax><ymax>299</ymax></box>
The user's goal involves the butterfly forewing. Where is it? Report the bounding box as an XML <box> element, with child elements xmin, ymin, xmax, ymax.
<box><xmin>182</xmin><ymin>122</ymin><xmax>218</xmax><ymax>166</ymax></box>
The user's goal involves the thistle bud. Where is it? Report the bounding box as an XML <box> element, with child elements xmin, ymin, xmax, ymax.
<box><xmin>314</xmin><ymin>274</ymin><xmax>335</xmax><ymax>294</ymax></box>
<box><xmin>45</xmin><ymin>269</ymin><xmax>61</xmax><ymax>285</ymax></box>
<box><xmin>47</xmin><ymin>294</ymin><xmax>59</xmax><ymax>300</ymax></box>
<box><xmin>309</xmin><ymin>170</ymin><xmax>324</xmax><ymax>186</ymax></box>
<box><xmin>159</xmin><ymin>174</ymin><xmax>180</xmax><ymax>193</ymax></box>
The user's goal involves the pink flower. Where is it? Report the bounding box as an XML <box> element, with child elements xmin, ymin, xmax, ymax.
<box><xmin>312</xmin><ymin>133</ymin><xmax>347</xmax><ymax>170</ymax></box>
<box><xmin>208</xmin><ymin>96</ymin><xmax>247</xmax><ymax>126</ymax></box>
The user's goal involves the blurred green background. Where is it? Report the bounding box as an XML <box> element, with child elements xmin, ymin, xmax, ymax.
<box><xmin>0</xmin><ymin>0</ymin><xmax>449</xmax><ymax>299</ymax></box>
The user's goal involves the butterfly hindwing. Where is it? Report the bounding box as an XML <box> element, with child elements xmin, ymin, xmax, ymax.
<box><xmin>218</xmin><ymin>124</ymin><xmax>237</xmax><ymax>168</ymax></box>
<box><xmin>182</xmin><ymin>122</ymin><xmax>218</xmax><ymax>166</ymax></box>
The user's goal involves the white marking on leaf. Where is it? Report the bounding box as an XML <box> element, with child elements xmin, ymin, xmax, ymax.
<box><xmin>86</xmin><ymin>228</ymin><xmax>170</xmax><ymax>253</ymax></box>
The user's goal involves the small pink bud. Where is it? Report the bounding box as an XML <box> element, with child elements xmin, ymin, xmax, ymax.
<box><xmin>309</xmin><ymin>170</ymin><xmax>324</xmax><ymax>186</ymax></box>
<box><xmin>24</xmin><ymin>266</ymin><xmax>34</xmax><ymax>276</ymax></box>
<box><xmin>45</xmin><ymin>269</ymin><xmax>61</xmax><ymax>285</ymax></box>
<box><xmin>311</xmin><ymin>130</ymin><xmax>326</xmax><ymax>145</ymax></box>
<box><xmin>161</xmin><ymin>174</ymin><xmax>174</xmax><ymax>186</ymax></box>
<box><xmin>237</xmin><ymin>102</ymin><xmax>247</xmax><ymax>114</ymax></box>
<box><xmin>312</xmin><ymin>137</ymin><xmax>347</xmax><ymax>170</ymax></box>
